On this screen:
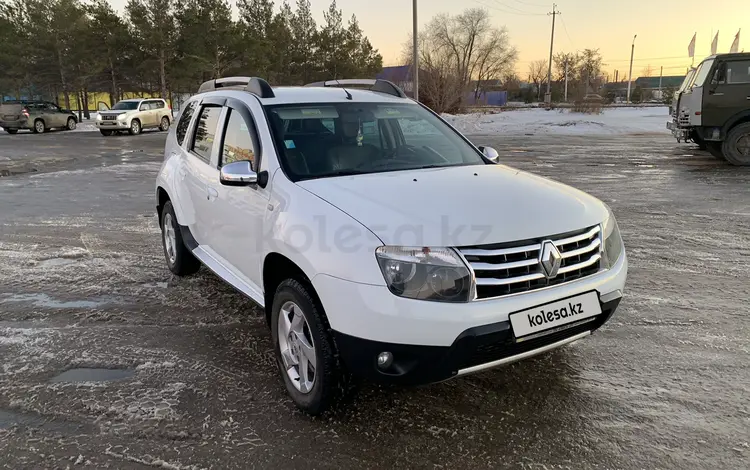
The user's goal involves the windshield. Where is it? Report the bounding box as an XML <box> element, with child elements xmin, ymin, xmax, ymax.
<box><xmin>691</xmin><ymin>59</ymin><xmax>715</xmax><ymax>87</ymax></box>
<box><xmin>264</xmin><ymin>102</ymin><xmax>486</xmax><ymax>180</ymax></box>
<box><xmin>112</xmin><ymin>101</ymin><xmax>140</xmax><ymax>110</ymax></box>
<box><xmin>679</xmin><ymin>70</ymin><xmax>696</xmax><ymax>92</ymax></box>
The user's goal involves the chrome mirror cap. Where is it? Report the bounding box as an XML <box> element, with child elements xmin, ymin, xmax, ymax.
<box><xmin>479</xmin><ymin>146</ymin><xmax>500</xmax><ymax>163</ymax></box>
<box><xmin>220</xmin><ymin>161</ymin><xmax>258</xmax><ymax>186</ymax></box>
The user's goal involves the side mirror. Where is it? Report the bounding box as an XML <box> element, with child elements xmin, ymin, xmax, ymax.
<box><xmin>478</xmin><ymin>146</ymin><xmax>500</xmax><ymax>163</ymax></box>
<box><xmin>220</xmin><ymin>161</ymin><xmax>257</xmax><ymax>186</ymax></box>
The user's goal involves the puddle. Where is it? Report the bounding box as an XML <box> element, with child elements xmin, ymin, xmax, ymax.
<box><xmin>49</xmin><ymin>368</ymin><xmax>135</xmax><ymax>383</ymax></box>
<box><xmin>38</xmin><ymin>257</ymin><xmax>78</xmax><ymax>267</ymax></box>
<box><xmin>140</xmin><ymin>282</ymin><xmax>168</xmax><ymax>289</ymax></box>
<box><xmin>0</xmin><ymin>293</ymin><xmax>108</xmax><ymax>309</ymax></box>
<box><xmin>0</xmin><ymin>409</ymin><xmax>91</xmax><ymax>434</ymax></box>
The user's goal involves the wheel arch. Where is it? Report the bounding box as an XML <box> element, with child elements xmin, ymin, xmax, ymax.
<box><xmin>156</xmin><ymin>185</ymin><xmax>171</xmax><ymax>227</ymax></box>
<box><xmin>723</xmin><ymin>110</ymin><xmax>750</xmax><ymax>135</ymax></box>
<box><xmin>262</xmin><ymin>252</ymin><xmax>320</xmax><ymax>327</ymax></box>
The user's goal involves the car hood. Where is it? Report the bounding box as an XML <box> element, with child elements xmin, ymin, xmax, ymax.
<box><xmin>297</xmin><ymin>164</ymin><xmax>609</xmax><ymax>247</ymax></box>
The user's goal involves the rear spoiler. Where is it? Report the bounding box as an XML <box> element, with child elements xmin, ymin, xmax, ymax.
<box><xmin>304</xmin><ymin>79</ymin><xmax>408</xmax><ymax>99</ymax></box>
<box><xmin>197</xmin><ymin>77</ymin><xmax>275</xmax><ymax>99</ymax></box>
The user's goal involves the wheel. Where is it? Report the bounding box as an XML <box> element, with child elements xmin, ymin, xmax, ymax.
<box><xmin>66</xmin><ymin>118</ymin><xmax>76</xmax><ymax>131</ymax></box>
<box><xmin>160</xmin><ymin>201</ymin><xmax>200</xmax><ymax>276</ymax></box>
<box><xmin>159</xmin><ymin>116</ymin><xmax>170</xmax><ymax>131</ymax></box>
<box><xmin>5</xmin><ymin>129</ymin><xmax>18</xmax><ymax>134</ymax></box>
<box><xmin>33</xmin><ymin>119</ymin><xmax>45</xmax><ymax>134</ymax></box>
<box><xmin>100</xmin><ymin>130</ymin><xmax>113</xmax><ymax>136</ymax></box>
<box><xmin>706</xmin><ymin>142</ymin><xmax>725</xmax><ymax>160</ymax></box>
<box><xmin>271</xmin><ymin>279</ymin><xmax>341</xmax><ymax>415</ymax></box>
<box><xmin>691</xmin><ymin>131</ymin><xmax>707</xmax><ymax>150</ymax></box>
<box><xmin>722</xmin><ymin>122</ymin><xmax>750</xmax><ymax>166</ymax></box>
<box><xmin>128</xmin><ymin>119</ymin><xmax>141</xmax><ymax>135</ymax></box>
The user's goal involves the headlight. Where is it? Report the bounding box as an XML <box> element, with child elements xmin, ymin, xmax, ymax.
<box><xmin>602</xmin><ymin>209</ymin><xmax>624</xmax><ymax>268</ymax></box>
<box><xmin>117</xmin><ymin>113</ymin><xmax>127</xmax><ymax>120</ymax></box>
<box><xmin>375</xmin><ymin>246</ymin><xmax>473</xmax><ymax>302</ymax></box>
<box><xmin>95</xmin><ymin>114</ymin><xmax>102</xmax><ymax>121</ymax></box>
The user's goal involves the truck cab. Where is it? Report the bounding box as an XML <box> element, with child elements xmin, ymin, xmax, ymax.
<box><xmin>667</xmin><ymin>53</ymin><xmax>750</xmax><ymax>165</ymax></box>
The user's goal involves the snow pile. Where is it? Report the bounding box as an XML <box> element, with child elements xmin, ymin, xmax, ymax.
<box><xmin>443</xmin><ymin>106</ymin><xmax>671</xmax><ymax>136</ymax></box>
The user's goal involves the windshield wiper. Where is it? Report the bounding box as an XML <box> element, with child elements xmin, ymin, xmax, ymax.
<box><xmin>323</xmin><ymin>169</ymin><xmax>370</xmax><ymax>177</ymax></box>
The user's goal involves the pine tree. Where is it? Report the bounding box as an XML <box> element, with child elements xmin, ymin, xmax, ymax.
<box><xmin>126</xmin><ymin>0</ymin><xmax>176</xmax><ymax>99</ymax></box>
<box><xmin>290</xmin><ymin>0</ymin><xmax>317</xmax><ymax>84</ymax></box>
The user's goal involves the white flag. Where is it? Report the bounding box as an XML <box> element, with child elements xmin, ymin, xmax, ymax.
<box><xmin>688</xmin><ymin>33</ymin><xmax>696</xmax><ymax>58</ymax></box>
<box><xmin>711</xmin><ymin>31</ymin><xmax>719</xmax><ymax>55</ymax></box>
<box><xmin>730</xmin><ymin>29</ymin><xmax>740</xmax><ymax>53</ymax></box>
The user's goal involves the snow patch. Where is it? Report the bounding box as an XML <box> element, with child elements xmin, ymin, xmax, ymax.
<box><xmin>443</xmin><ymin>106</ymin><xmax>671</xmax><ymax>136</ymax></box>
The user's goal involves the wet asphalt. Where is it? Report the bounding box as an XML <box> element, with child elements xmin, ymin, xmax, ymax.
<box><xmin>0</xmin><ymin>128</ymin><xmax>748</xmax><ymax>469</ymax></box>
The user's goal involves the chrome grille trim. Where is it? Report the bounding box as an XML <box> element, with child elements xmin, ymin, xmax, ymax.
<box><xmin>458</xmin><ymin>224</ymin><xmax>603</xmax><ymax>300</ymax></box>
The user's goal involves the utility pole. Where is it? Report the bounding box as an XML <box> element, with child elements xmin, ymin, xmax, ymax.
<box><xmin>626</xmin><ymin>34</ymin><xmax>637</xmax><ymax>104</ymax></box>
<box><xmin>412</xmin><ymin>0</ymin><xmax>419</xmax><ymax>102</ymax></box>
<box><xmin>659</xmin><ymin>65</ymin><xmax>663</xmax><ymax>91</ymax></box>
<box><xmin>545</xmin><ymin>3</ymin><xmax>560</xmax><ymax>107</ymax></box>
<box><xmin>564</xmin><ymin>61</ymin><xmax>568</xmax><ymax>102</ymax></box>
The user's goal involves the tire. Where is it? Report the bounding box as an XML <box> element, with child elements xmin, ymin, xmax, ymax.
<box><xmin>128</xmin><ymin>119</ymin><xmax>141</xmax><ymax>135</ymax></box>
<box><xmin>33</xmin><ymin>119</ymin><xmax>45</xmax><ymax>134</ymax></box>
<box><xmin>722</xmin><ymin>122</ymin><xmax>750</xmax><ymax>166</ymax></box>
<box><xmin>159</xmin><ymin>116</ymin><xmax>170</xmax><ymax>131</ymax></box>
<box><xmin>706</xmin><ymin>142</ymin><xmax>726</xmax><ymax>161</ymax></box>
<box><xmin>5</xmin><ymin>129</ymin><xmax>18</xmax><ymax>134</ymax></box>
<box><xmin>160</xmin><ymin>201</ymin><xmax>200</xmax><ymax>276</ymax></box>
<box><xmin>271</xmin><ymin>279</ymin><xmax>341</xmax><ymax>415</ymax></box>
<box><xmin>66</xmin><ymin>118</ymin><xmax>76</xmax><ymax>131</ymax></box>
<box><xmin>100</xmin><ymin>130</ymin><xmax>113</xmax><ymax>136</ymax></box>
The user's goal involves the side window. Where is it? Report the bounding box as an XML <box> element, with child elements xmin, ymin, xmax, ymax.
<box><xmin>46</xmin><ymin>103</ymin><xmax>59</xmax><ymax>111</ymax></box>
<box><xmin>725</xmin><ymin>60</ymin><xmax>750</xmax><ymax>84</ymax></box>
<box><xmin>321</xmin><ymin>119</ymin><xmax>335</xmax><ymax>134</ymax></box>
<box><xmin>220</xmin><ymin>109</ymin><xmax>257</xmax><ymax>167</ymax></box>
<box><xmin>151</xmin><ymin>101</ymin><xmax>164</xmax><ymax>110</ymax></box>
<box><xmin>191</xmin><ymin>105</ymin><xmax>222</xmax><ymax>162</ymax></box>
<box><xmin>138</xmin><ymin>101</ymin><xmax>149</xmax><ymax>111</ymax></box>
<box><xmin>176</xmin><ymin>101</ymin><xmax>197</xmax><ymax>145</ymax></box>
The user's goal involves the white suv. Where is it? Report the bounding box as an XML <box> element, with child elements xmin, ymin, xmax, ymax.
<box><xmin>155</xmin><ymin>77</ymin><xmax>627</xmax><ymax>414</ymax></box>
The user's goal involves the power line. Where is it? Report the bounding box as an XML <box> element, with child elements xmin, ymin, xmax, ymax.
<box><xmin>471</xmin><ymin>0</ymin><xmax>545</xmax><ymax>16</ymax></box>
<box><xmin>510</xmin><ymin>0</ymin><xmax>549</xmax><ymax>7</ymax></box>
<box><xmin>559</xmin><ymin>15</ymin><xmax>574</xmax><ymax>49</ymax></box>
<box><xmin>489</xmin><ymin>0</ymin><xmax>545</xmax><ymax>14</ymax></box>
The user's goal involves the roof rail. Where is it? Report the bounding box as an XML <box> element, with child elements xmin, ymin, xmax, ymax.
<box><xmin>197</xmin><ymin>76</ymin><xmax>275</xmax><ymax>98</ymax></box>
<box><xmin>304</xmin><ymin>79</ymin><xmax>408</xmax><ymax>99</ymax></box>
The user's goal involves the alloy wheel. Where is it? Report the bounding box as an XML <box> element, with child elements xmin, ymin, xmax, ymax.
<box><xmin>163</xmin><ymin>213</ymin><xmax>177</xmax><ymax>265</ymax></box>
<box><xmin>277</xmin><ymin>301</ymin><xmax>317</xmax><ymax>394</ymax></box>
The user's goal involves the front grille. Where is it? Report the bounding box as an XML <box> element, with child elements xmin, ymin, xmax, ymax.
<box><xmin>102</xmin><ymin>115</ymin><xmax>117</xmax><ymax>120</ymax></box>
<box><xmin>458</xmin><ymin>225</ymin><xmax>602</xmax><ymax>300</ymax></box>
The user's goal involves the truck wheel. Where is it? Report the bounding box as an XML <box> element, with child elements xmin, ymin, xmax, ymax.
<box><xmin>706</xmin><ymin>142</ymin><xmax>726</xmax><ymax>161</ymax></box>
<box><xmin>271</xmin><ymin>279</ymin><xmax>342</xmax><ymax>415</ymax></box>
<box><xmin>722</xmin><ymin>122</ymin><xmax>750</xmax><ymax>166</ymax></box>
<box><xmin>160</xmin><ymin>201</ymin><xmax>200</xmax><ymax>276</ymax></box>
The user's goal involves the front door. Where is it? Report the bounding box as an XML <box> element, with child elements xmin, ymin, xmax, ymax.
<box><xmin>182</xmin><ymin>103</ymin><xmax>224</xmax><ymax>245</ymax></box>
<box><xmin>208</xmin><ymin>98</ymin><xmax>268</xmax><ymax>289</ymax></box>
<box><xmin>703</xmin><ymin>58</ymin><xmax>750</xmax><ymax>128</ymax></box>
<box><xmin>44</xmin><ymin>103</ymin><xmax>64</xmax><ymax>127</ymax></box>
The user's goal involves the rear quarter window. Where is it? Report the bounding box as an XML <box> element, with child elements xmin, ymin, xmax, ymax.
<box><xmin>176</xmin><ymin>101</ymin><xmax>197</xmax><ymax>146</ymax></box>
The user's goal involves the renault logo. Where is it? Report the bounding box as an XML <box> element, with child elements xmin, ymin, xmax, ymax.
<box><xmin>539</xmin><ymin>240</ymin><xmax>562</xmax><ymax>279</ymax></box>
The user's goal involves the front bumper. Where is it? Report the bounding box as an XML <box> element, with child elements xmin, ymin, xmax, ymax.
<box><xmin>96</xmin><ymin>120</ymin><xmax>130</xmax><ymax>130</ymax></box>
<box><xmin>333</xmin><ymin>295</ymin><xmax>621</xmax><ymax>385</ymax></box>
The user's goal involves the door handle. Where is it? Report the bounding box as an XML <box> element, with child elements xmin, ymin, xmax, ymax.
<box><xmin>207</xmin><ymin>187</ymin><xmax>218</xmax><ymax>200</ymax></box>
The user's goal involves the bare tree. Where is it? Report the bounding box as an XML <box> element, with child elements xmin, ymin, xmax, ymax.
<box><xmin>528</xmin><ymin>59</ymin><xmax>547</xmax><ymax>101</ymax></box>
<box><xmin>402</xmin><ymin>8</ymin><xmax>517</xmax><ymax>112</ymax></box>
<box><xmin>641</xmin><ymin>64</ymin><xmax>653</xmax><ymax>77</ymax></box>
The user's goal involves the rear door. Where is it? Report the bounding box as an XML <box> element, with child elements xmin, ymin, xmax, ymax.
<box><xmin>45</xmin><ymin>102</ymin><xmax>65</xmax><ymax>127</ymax></box>
<box><xmin>183</xmin><ymin>100</ymin><xmax>225</xmax><ymax>244</ymax></box>
<box><xmin>704</xmin><ymin>58</ymin><xmax>750</xmax><ymax>128</ymax></box>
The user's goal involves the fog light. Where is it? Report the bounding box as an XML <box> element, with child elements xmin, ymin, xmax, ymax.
<box><xmin>377</xmin><ymin>352</ymin><xmax>393</xmax><ymax>369</ymax></box>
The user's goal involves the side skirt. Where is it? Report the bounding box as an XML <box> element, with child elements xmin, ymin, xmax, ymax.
<box><xmin>179</xmin><ymin>224</ymin><xmax>265</xmax><ymax>308</ymax></box>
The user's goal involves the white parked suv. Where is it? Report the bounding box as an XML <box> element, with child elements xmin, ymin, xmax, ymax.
<box><xmin>96</xmin><ymin>98</ymin><xmax>172</xmax><ymax>136</ymax></box>
<box><xmin>155</xmin><ymin>77</ymin><xmax>627</xmax><ymax>414</ymax></box>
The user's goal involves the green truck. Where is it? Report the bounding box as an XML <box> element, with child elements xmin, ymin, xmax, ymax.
<box><xmin>0</xmin><ymin>100</ymin><xmax>78</xmax><ymax>134</ymax></box>
<box><xmin>667</xmin><ymin>53</ymin><xmax>750</xmax><ymax>165</ymax></box>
